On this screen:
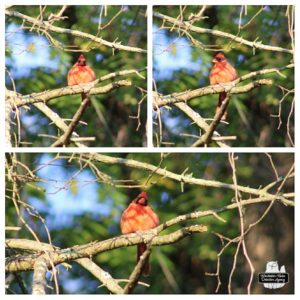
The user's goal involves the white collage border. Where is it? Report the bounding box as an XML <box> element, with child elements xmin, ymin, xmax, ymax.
<box><xmin>1</xmin><ymin>0</ymin><xmax>298</xmax><ymax>298</ymax></box>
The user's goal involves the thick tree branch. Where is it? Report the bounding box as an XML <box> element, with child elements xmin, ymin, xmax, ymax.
<box><xmin>6</xmin><ymin>10</ymin><xmax>147</xmax><ymax>53</ymax></box>
<box><xmin>76</xmin><ymin>258</ymin><xmax>124</xmax><ymax>294</ymax></box>
<box><xmin>153</xmin><ymin>12</ymin><xmax>293</xmax><ymax>54</ymax></box>
<box><xmin>9</xmin><ymin>79</ymin><xmax>132</xmax><ymax>107</ymax></box>
<box><xmin>79</xmin><ymin>153</ymin><xmax>292</xmax><ymax>199</ymax></box>
<box><xmin>154</xmin><ymin>79</ymin><xmax>272</xmax><ymax>108</ymax></box>
<box><xmin>5</xmin><ymin>239</ymin><xmax>58</xmax><ymax>252</ymax></box>
<box><xmin>5</xmin><ymin>92</ymin><xmax>13</xmax><ymax>147</ymax></box>
<box><xmin>32</xmin><ymin>255</ymin><xmax>48</xmax><ymax>295</ymax></box>
<box><xmin>6</xmin><ymin>225</ymin><xmax>207</xmax><ymax>273</ymax></box>
<box><xmin>4</xmin><ymin>238</ymin><xmax>124</xmax><ymax>294</ymax></box>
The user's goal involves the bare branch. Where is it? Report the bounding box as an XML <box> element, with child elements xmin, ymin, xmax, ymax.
<box><xmin>5</xmin><ymin>93</ymin><xmax>13</xmax><ymax>147</ymax></box>
<box><xmin>191</xmin><ymin>94</ymin><xmax>232</xmax><ymax>147</ymax></box>
<box><xmin>123</xmin><ymin>247</ymin><xmax>153</xmax><ymax>294</ymax></box>
<box><xmin>173</xmin><ymin>102</ymin><xmax>230</xmax><ymax>148</ymax></box>
<box><xmin>153</xmin><ymin>12</ymin><xmax>293</xmax><ymax>54</ymax></box>
<box><xmin>33</xmin><ymin>102</ymin><xmax>87</xmax><ymax>148</ymax></box>
<box><xmin>10</xmin><ymin>79</ymin><xmax>132</xmax><ymax>107</ymax></box>
<box><xmin>6</xmin><ymin>225</ymin><xmax>207</xmax><ymax>273</ymax></box>
<box><xmin>228</xmin><ymin>154</ymin><xmax>254</xmax><ymax>294</ymax></box>
<box><xmin>154</xmin><ymin>79</ymin><xmax>272</xmax><ymax>108</ymax></box>
<box><xmin>32</xmin><ymin>255</ymin><xmax>48</xmax><ymax>295</ymax></box>
<box><xmin>97</xmin><ymin>68</ymin><xmax>146</xmax><ymax>82</ymax></box>
<box><xmin>79</xmin><ymin>153</ymin><xmax>293</xmax><ymax>199</ymax></box>
<box><xmin>6</xmin><ymin>10</ymin><xmax>146</xmax><ymax>53</ymax></box>
<box><xmin>51</xmin><ymin>97</ymin><xmax>91</xmax><ymax>147</ymax></box>
<box><xmin>48</xmin><ymin>5</ymin><xmax>69</xmax><ymax>23</ymax></box>
<box><xmin>76</xmin><ymin>258</ymin><xmax>123</xmax><ymax>294</ymax></box>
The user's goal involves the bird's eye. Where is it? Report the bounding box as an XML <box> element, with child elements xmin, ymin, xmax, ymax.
<box><xmin>216</xmin><ymin>57</ymin><xmax>222</xmax><ymax>62</ymax></box>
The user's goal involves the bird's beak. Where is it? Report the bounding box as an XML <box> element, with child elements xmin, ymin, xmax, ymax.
<box><xmin>212</xmin><ymin>58</ymin><xmax>217</xmax><ymax>63</ymax></box>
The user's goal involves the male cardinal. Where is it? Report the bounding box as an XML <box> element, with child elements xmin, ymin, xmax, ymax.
<box><xmin>120</xmin><ymin>191</ymin><xmax>160</xmax><ymax>276</ymax></box>
<box><xmin>67</xmin><ymin>54</ymin><xmax>96</xmax><ymax>105</ymax></box>
<box><xmin>209</xmin><ymin>52</ymin><xmax>238</xmax><ymax>120</ymax></box>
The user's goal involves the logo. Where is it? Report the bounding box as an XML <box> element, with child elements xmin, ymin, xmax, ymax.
<box><xmin>259</xmin><ymin>261</ymin><xmax>289</xmax><ymax>289</ymax></box>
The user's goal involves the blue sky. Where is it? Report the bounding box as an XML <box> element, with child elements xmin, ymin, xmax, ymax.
<box><xmin>5</xmin><ymin>23</ymin><xmax>60</xmax><ymax>78</ymax></box>
<box><xmin>153</xmin><ymin>25</ymin><xmax>203</xmax><ymax>81</ymax></box>
<box><xmin>29</xmin><ymin>154</ymin><xmax>118</xmax><ymax>230</ymax></box>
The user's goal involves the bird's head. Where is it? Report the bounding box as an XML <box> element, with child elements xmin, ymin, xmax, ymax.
<box><xmin>212</xmin><ymin>52</ymin><xmax>226</xmax><ymax>63</ymax></box>
<box><xmin>77</xmin><ymin>54</ymin><xmax>87</xmax><ymax>66</ymax></box>
<box><xmin>134</xmin><ymin>191</ymin><xmax>148</xmax><ymax>206</ymax></box>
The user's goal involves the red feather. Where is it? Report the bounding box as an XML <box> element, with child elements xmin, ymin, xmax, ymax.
<box><xmin>67</xmin><ymin>54</ymin><xmax>96</xmax><ymax>105</ymax></box>
<box><xmin>121</xmin><ymin>191</ymin><xmax>160</xmax><ymax>276</ymax></box>
<box><xmin>209</xmin><ymin>52</ymin><xmax>237</xmax><ymax>120</ymax></box>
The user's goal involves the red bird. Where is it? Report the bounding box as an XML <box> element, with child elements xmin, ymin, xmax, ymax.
<box><xmin>67</xmin><ymin>54</ymin><xmax>96</xmax><ymax>105</ymax></box>
<box><xmin>120</xmin><ymin>191</ymin><xmax>160</xmax><ymax>276</ymax></box>
<box><xmin>209</xmin><ymin>52</ymin><xmax>238</xmax><ymax>120</ymax></box>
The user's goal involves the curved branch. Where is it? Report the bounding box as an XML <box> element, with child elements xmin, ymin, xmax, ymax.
<box><xmin>155</xmin><ymin>196</ymin><xmax>293</xmax><ymax>231</ymax></box>
<box><xmin>154</xmin><ymin>79</ymin><xmax>272</xmax><ymax>108</ymax></box>
<box><xmin>153</xmin><ymin>12</ymin><xmax>293</xmax><ymax>54</ymax></box>
<box><xmin>9</xmin><ymin>80</ymin><xmax>132</xmax><ymax>107</ymax></box>
<box><xmin>6</xmin><ymin>10</ymin><xmax>147</xmax><ymax>53</ymax></box>
<box><xmin>6</xmin><ymin>225</ymin><xmax>207</xmax><ymax>273</ymax></box>
<box><xmin>80</xmin><ymin>153</ymin><xmax>291</xmax><ymax>199</ymax></box>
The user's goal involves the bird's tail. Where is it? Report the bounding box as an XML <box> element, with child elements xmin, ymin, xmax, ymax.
<box><xmin>137</xmin><ymin>243</ymin><xmax>150</xmax><ymax>276</ymax></box>
<box><xmin>81</xmin><ymin>92</ymin><xmax>91</xmax><ymax>107</ymax></box>
<box><xmin>216</xmin><ymin>91</ymin><xmax>227</xmax><ymax>121</ymax></box>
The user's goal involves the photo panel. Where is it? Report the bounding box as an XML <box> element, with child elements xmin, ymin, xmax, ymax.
<box><xmin>5</xmin><ymin>152</ymin><xmax>294</xmax><ymax>294</ymax></box>
<box><xmin>5</xmin><ymin>5</ymin><xmax>147</xmax><ymax>147</ymax></box>
<box><xmin>153</xmin><ymin>5</ymin><xmax>294</xmax><ymax>147</ymax></box>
